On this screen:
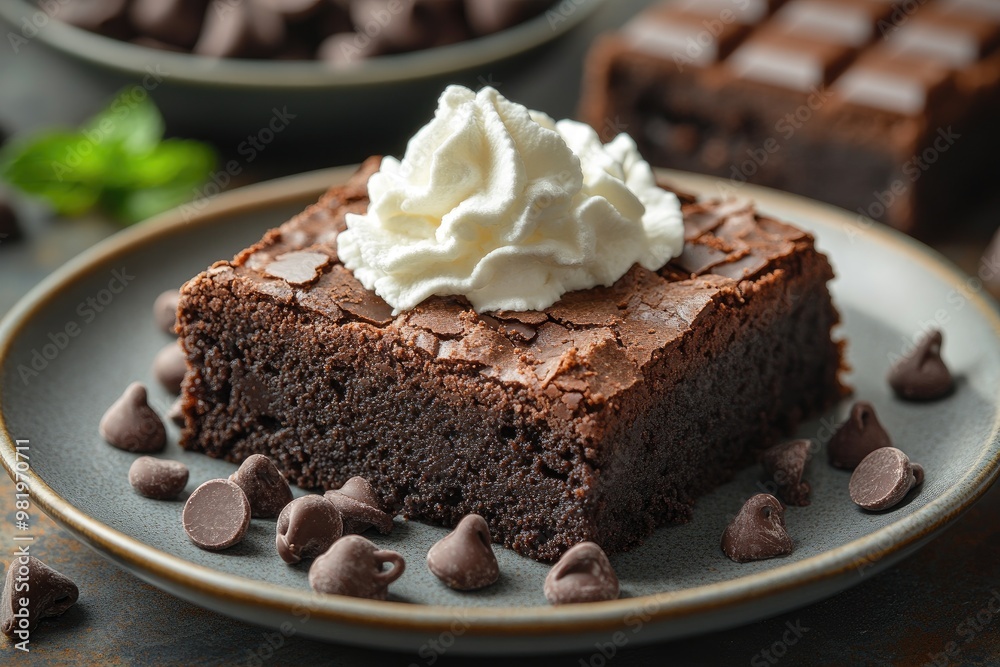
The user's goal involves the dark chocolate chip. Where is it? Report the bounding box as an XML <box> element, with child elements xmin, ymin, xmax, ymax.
<box><xmin>0</xmin><ymin>198</ymin><xmax>23</xmax><ymax>243</ymax></box>
<box><xmin>464</xmin><ymin>0</ymin><xmax>546</xmax><ymax>35</ymax></box>
<box><xmin>849</xmin><ymin>447</ymin><xmax>924</xmax><ymax>511</ymax></box>
<box><xmin>721</xmin><ymin>494</ymin><xmax>793</xmax><ymax>563</ymax></box>
<box><xmin>182</xmin><ymin>479</ymin><xmax>251</xmax><ymax>550</ymax></box>
<box><xmin>51</xmin><ymin>0</ymin><xmax>132</xmax><ymax>38</ymax></box>
<box><xmin>544</xmin><ymin>542</ymin><xmax>619</xmax><ymax>605</ymax></box>
<box><xmin>350</xmin><ymin>0</ymin><xmax>466</xmax><ymax>53</ymax></box>
<box><xmin>762</xmin><ymin>439</ymin><xmax>812</xmax><ymax>506</ymax></box>
<box><xmin>426</xmin><ymin>514</ymin><xmax>499</xmax><ymax>591</ymax></box>
<box><xmin>194</xmin><ymin>0</ymin><xmax>286</xmax><ymax>58</ymax></box>
<box><xmin>1</xmin><ymin>556</ymin><xmax>79</xmax><ymax>638</ymax></box>
<box><xmin>229</xmin><ymin>454</ymin><xmax>294</xmax><ymax>518</ymax></box>
<box><xmin>318</xmin><ymin>31</ymin><xmax>381</xmax><ymax>65</ymax></box>
<box><xmin>153</xmin><ymin>289</ymin><xmax>181</xmax><ymax>335</ymax></box>
<box><xmin>276</xmin><ymin>495</ymin><xmax>343</xmax><ymax>564</ymax></box>
<box><xmin>129</xmin><ymin>0</ymin><xmax>209</xmax><ymax>49</ymax></box>
<box><xmin>153</xmin><ymin>341</ymin><xmax>187</xmax><ymax>394</ymax></box>
<box><xmin>888</xmin><ymin>330</ymin><xmax>954</xmax><ymax>401</ymax></box>
<box><xmin>324</xmin><ymin>477</ymin><xmax>393</xmax><ymax>534</ymax></box>
<box><xmin>100</xmin><ymin>382</ymin><xmax>167</xmax><ymax>453</ymax></box>
<box><xmin>168</xmin><ymin>396</ymin><xmax>185</xmax><ymax>427</ymax></box>
<box><xmin>308</xmin><ymin>535</ymin><xmax>405</xmax><ymax>600</ymax></box>
<box><xmin>128</xmin><ymin>456</ymin><xmax>189</xmax><ymax>500</ymax></box>
<box><xmin>257</xmin><ymin>0</ymin><xmax>326</xmax><ymax>21</ymax></box>
<box><xmin>827</xmin><ymin>401</ymin><xmax>892</xmax><ymax>470</ymax></box>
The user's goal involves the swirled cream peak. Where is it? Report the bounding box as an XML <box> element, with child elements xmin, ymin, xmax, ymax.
<box><xmin>337</xmin><ymin>85</ymin><xmax>684</xmax><ymax>313</ymax></box>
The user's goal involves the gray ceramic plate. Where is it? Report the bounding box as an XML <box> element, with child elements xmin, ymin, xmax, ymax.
<box><xmin>1</xmin><ymin>168</ymin><xmax>998</xmax><ymax>655</ymax></box>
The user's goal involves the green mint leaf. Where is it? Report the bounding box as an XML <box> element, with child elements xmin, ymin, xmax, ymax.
<box><xmin>0</xmin><ymin>132</ymin><xmax>112</xmax><ymax>216</ymax></box>
<box><xmin>82</xmin><ymin>91</ymin><xmax>165</xmax><ymax>155</ymax></box>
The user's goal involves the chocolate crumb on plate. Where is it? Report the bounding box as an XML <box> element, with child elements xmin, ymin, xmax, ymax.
<box><xmin>426</xmin><ymin>514</ymin><xmax>500</xmax><ymax>591</ymax></box>
<box><xmin>761</xmin><ymin>439</ymin><xmax>812</xmax><ymax>506</ymax></box>
<box><xmin>276</xmin><ymin>495</ymin><xmax>343</xmax><ymax>564</ymax></box>
<box><xmin>721</xmin><ymin>494</ymin><xmax>793</xmax><ymax>563</ymax></box>
<box><xmin>182</xmin><ymin>479</ymin><xmax>252</xmax><ymax>550</ymax></box>
<box><xmin>229</xmin><ymin>454</ymin><xmax>294</xmax><ymax>518</ymax></box>
<box><xmin>827</xmin><ymin>401</ymin><xmax>892</xmax><ymax>470</ymax></box>
<box><xmin>309</xmin><ymin>535</ymin><xmax>405</xmax><ymax>600</ymax></box>
<box><xmin>1</xmin><ymin>556</ymin><xmax>79</xmax><ymax>637</ymax></box>
<box><xmin>99</xmin><ymin>382</ymin><xmax>167</xmax><ymax>453</ymax></box>
<box><xmin>849</xmin><ymin>447</ymin><xmax>924</xmax><ymax>511</ymax></box>
<box><xmin>324</xmin><ymin>477</ymin><xmax>393</xmax><ymax>535</ymax></box>
<box><xmin>543</xmin><ymin>542</ymin><xmax>619</xmax><ymax>605</ymax></box>
<box><xmin>888</xmin><ymin>329</ymin><xmax>954</xmax><ymax>401</ymax></box>
<box><xmin>129</xmin><ymin>456</ymin><xmax>189</xmax><ymax>500</ymax></box>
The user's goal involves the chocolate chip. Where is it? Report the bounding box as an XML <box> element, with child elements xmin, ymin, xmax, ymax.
<box><xmin>543</xmin><ymin>542</ymin><xmax>619</xmax><ymax>605</ymax></box>
<box><xmin>827</xmin><ymin>401</ymin><xmax>892</xmax><ymax>470</ymax></box>
<box><xmin>100</xmin><ymin>382</ymin><xmax>167</xmax><ymax>453</ymax></box>
<box><xmin>182</xmin><ymin>479</ymin><xmax>251</xmax><ymax>550</ymax></box>
<box><xmin>762</xmin><ymin>439</ymin><xmax>812</xmax><ymax>506</ymax></box>
<box><xmin>350</xmin><ymin>0</ymin><xmax>468</xmax><ymax>52</ymax></box>
<box><xmin>276</xmin><ymin>495</ymin><xmax>343</xmax><ymax>563</ymax></box>
<box><xmin>229</xmin><ymin>454</ymin><xmax>294</xmax><ymax>518</ymax></box>
<box><xmin>308</xmin><ymin>535</ymin><xmax>405</xmax><ymax>600</ymax></box>
<box><xmin>194</xmin><ymin>0</ymin><xmax>286</xmax><ymax>58</ymax></box>
<box><xmin>0</xmin><ymin>198</ymin><xmax>23</xmax><ymax>243</ymax></box>
<box><xmin>1</xmin><ymin>556</ymin><xmax>79</xmax><ymax>637</ymax></box>
<box><xmin>129</xmin><ymin>0</ymin><xmax>209</xmax><ymax>49</ymax></box>
<box><xmin>318</xmin><ymin>31</ymin><xmax>381</xmax><ymax>65</ymax></box>
<box><xmin>426</xmin><ymin>514</ymin><xmax>499</xmax><ymax>591</ymax></box>
<box><xmin>128</xmin><ymin>456</ymin><xmax>189</xmax><ymax>500</ymax></box>
<box><xmin>324</xmin><ymin>477</ymin><xmax>393</xmax><ymax>534</ymax></box>
<box><xmin>153</xmin><ymin>342</ymin><xmax>187</xmax><ymax>394</ymax></box>
<box><xmin>888</xmin><ymin>330</ymin><xmax>954</xmax><ymax>401</ymax></box>
<box><xmin>52</xmin><ymin>0</ymin><xmax>132</xmax><ymax>38</ymax></box>
<box><xmin>168</xmin><ymin>396</ymin><xmax>185</xmax><ymax>427</ymax></box>
<box><xmin>258</xmin><ymin>0</ymin><xmax>326</xmax><ymax>21</ymax></box>
<box><xmin>464</xmin><ymin>0</ymin><xmax>546</xmax><ymax>35</ymax></box>
<box><xmin>153</xmin><ymin>289</ymin><xmax>180</xmax><ymax>335</ymax></box>
<box><xmin>721</xmin><ymin>494</ymin><xmax>793</xmax><ymax>563</ymax></box>
<box><xmin>849</xmin><ymin>447</ymin><xmax>924</xmax><ymax>511</ymax></box>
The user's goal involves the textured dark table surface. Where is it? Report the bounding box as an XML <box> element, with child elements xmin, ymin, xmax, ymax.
<box><xmin>2</xmin><ymin>1</ymin><xmax>999</xmax><ymax>665</ymax></box>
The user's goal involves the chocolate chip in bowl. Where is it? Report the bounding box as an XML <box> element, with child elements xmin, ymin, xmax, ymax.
<box><xmin>152</xmin><ymin>289</ymin><xmax>181</xmax><ymax>335</ymax></box>
<box><xmin>152</xmin><ymin>341</ymin><xmax>187</xmax><ymax>394</ymax></box>
<box><xmin>1</xmin><ymin>0</ymin><xmax>604</xmax><ymax>155</ymax></box>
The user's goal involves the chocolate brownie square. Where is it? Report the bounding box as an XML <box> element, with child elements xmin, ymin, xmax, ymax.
<box><xmin>177</xmin><ymin>158</ymin><xmax>845</xmax><ymax>562</ymax></box>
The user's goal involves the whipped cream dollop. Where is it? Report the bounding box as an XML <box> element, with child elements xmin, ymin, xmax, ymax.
<box><xmin>337</xmin><ymin>85</ymin><xmax>684</xmax><ymax>313</ymax></box>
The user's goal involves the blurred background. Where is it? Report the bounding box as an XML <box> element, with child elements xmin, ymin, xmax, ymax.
<box><xmin>0</xmin><ymin>0</ymin><xmax>999</xmax><ymax>664</ymax></box>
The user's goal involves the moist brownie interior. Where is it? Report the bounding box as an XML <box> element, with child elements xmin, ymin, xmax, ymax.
<box><xmin>177</xmin><ymin>157</ymin><xmax>846</xmax><ymax>562</ymax></box>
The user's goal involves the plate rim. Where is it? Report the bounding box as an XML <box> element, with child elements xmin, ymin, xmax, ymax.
<box><xmin>1</xmin><ymin>166</ymin><xmax>999</xmax><ymax>640</ymax></box>
<box><xmin>0</xmin><ymin>0</ymin><xmax>605</xmax><ymax>89</ymax></box>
